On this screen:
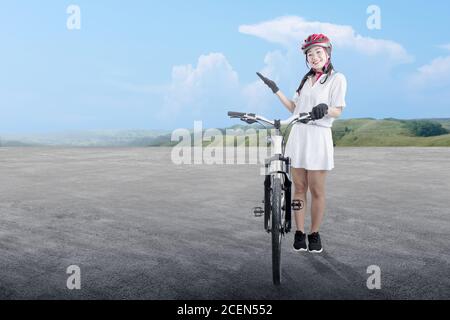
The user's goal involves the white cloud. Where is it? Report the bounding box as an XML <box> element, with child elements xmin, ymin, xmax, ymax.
<box><xmin>242</xmin><ymin>49</ymin><xmax>303</xmax><ymax>114</ymax></box>
<box><xmin>409</xmin><ymin>55</ymin><xmax>450</xmax><ymax>88</ymax></box>
<box><xmin>239</xmin><ymin>16</ymin><xmax>413</xmax><ymax>64</ymax></box>
<box><xmin>159</xmin><ymin>50</ymin><xmax>298</xmax><ymax>126</ymax></box>
<box><xmin>158</xmin><ymin>53</ymin><xmax>240</xmax><ymax>125</ymax></box>
<box><xmin>403</xmin><ymin>55</ymin><xmax>450</xmax><ymax>115</ymax></box>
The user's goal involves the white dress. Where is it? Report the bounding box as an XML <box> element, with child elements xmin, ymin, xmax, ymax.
<box><xmin>284</xmin><ymin>70</ymin><xmax>347</xmax><ymax>171</ymax></box>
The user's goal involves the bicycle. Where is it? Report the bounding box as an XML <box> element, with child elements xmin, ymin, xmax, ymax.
<box><xmin>227</xmin><ymin>111</ymin><xmax>313</xmax><ymax>285</ymax></box>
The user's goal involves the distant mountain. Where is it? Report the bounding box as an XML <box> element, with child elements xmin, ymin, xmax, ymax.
<box><xmin>0</xmin><ymin>129</ymin><xmax>171</xmax><ymax>147</ymax></box>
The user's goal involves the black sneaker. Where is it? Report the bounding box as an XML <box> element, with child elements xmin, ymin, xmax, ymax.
<box><xmin>293</xmin><ymin>231</ymin><xmax>307</xmax><ymax>252</ymax></box>
<box><xmin>308</xmin><ymin>232</ymin><xmax>323</xmax><ymax>253</ymax></box>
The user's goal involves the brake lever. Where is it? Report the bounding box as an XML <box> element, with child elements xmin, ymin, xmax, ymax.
<box><xmin>299</xmin><ymin>118</ymin><xmax>311</xmax><ymax>124</ymax></box>
<box><xmin>239</xmin><ymin>116</ymin><xmax>257</xmax><ymax>124</ymax></box>
<box><xmin>298</xmin><ymin>113</ymin><xmax>313</xmax><ymax>124</ymax></box>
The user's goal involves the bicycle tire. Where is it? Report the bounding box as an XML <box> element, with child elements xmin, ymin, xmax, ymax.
<box><xmin>271</xmin><ymin>177</ymin><xmax>282</xmax><ymax>285</ymax></box>
<box><xmin>264</xmin><ymin>175</ymin><xmax>271</xmax><ymax>231</ymax></box>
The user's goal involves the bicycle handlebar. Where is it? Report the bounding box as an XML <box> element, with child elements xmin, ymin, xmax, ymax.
<box><xmin>227</xmin><ymin>110</ymin><xmax>312</xmax><ymax>126</ymax></box>
<box><xmin>228</xmin><ymin>111</ymin><xmax>246</xmax><ymax>118</ymax></box>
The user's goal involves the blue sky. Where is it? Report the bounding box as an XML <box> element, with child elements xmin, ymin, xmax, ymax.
<box><xmin>1</xmin><ymin>0</ymin><xmax>450</xmax><ymax>133</ymax></box>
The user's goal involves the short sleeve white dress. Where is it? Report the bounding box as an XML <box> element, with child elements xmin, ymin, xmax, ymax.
<box><xmin>284</xmin><ymin>70</ymin><xmax>347</xmax><ymax>171</ymax></box>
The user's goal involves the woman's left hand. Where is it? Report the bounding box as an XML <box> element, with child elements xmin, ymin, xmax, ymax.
<box><xmin>311</xmin><ymin>103</ymin><xmax>329</xmax><ymax>120</ymax></box>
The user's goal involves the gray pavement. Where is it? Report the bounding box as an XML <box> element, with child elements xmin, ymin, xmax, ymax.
<box><xmin>0</xmin><ymin>147</ymin><xmax>449</xmax><ymax>299</ymax></box>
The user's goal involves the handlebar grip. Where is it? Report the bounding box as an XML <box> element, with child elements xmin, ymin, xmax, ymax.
<box><xmin>228</xmin><ymin>111</ymin><xmax>246</xmax><ymax>117</ymax></box>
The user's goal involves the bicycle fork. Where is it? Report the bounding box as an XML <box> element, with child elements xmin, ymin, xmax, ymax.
<box><xmin>253</xmin><ymin>162</ymin><xmax>293</xmax><ymax>235</ymax></box>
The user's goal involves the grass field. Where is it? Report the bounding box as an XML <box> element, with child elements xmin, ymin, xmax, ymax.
<box><xmin>332</xmin><ymin>119</ymin><xmax>450</xmax><ymax>147</ymax></box>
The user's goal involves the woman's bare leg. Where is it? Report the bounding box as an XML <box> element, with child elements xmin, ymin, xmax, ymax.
<box><xmin>291</xmin><ymin>168</ymin><xmax>308</xmax><ymax>232</ymax></box>
<box><xmin>307</xmin><ymin>170</ymin><xmax>327</xmax><ymax>233</ymax></box>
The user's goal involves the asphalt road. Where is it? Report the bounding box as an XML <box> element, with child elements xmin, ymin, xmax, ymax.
<box><xmin>0</xmin><ymin>147</ymin><xmax>449</xmax><ymax>299</ymax></box>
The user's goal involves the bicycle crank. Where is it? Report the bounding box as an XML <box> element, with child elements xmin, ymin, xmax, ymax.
<box><xmin>253</xmin><ymin>207</ymin><xmax>264</xmax><ymax>217</ymax></box>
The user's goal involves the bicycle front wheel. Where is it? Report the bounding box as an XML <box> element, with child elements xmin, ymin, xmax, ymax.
<box><xmin>271</xmin><ymin>177</ymin><xmax>282</xmax><ymax>285</ymax></box>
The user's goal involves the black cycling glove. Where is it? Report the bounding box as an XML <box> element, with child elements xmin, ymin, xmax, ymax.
<box><xmin>311</xmin><ymin>103</ymin><xmax>329</xmax><ymax>120</ymax></box>
<box><xmin>256</xmin><ymin>72</ymin><xmax>279</xmax><ymax>94</ymax></box>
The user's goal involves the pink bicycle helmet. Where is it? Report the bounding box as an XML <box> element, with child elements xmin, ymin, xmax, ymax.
<box><xmin>301</xmin><ymin>34</ymin><xmax>332</xmax><ymax>55</ymax></box>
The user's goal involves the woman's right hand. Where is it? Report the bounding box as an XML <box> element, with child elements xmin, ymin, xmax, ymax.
<box><xmin>311</xmin><ymin>103</ymin><xmax>329</xmax><ymax>120</ymax></box>
<box><xmin>256</xmin><ymin>72</ymin><xmax>279</xmax><ymax>94</ymax></box>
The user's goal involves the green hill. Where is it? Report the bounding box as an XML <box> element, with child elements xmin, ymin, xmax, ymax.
<box><xmin>168</xmin><ymin>118</ymin><xmax>450</xmax><ymax>147</ymax></box>
<box><xmin>221</xmin><ymin>118</ymin><xmax>450</xmax><ymax>147</ymax></box>
<box><xmin>332</xmin><ymin>119</ymin><xmax>450</xmax><ymax>146</ymax></box>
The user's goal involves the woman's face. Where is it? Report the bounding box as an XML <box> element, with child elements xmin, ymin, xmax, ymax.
<box><xmin>307</xmin><ymin>46</ymin><xmax>329</xmax><ymax>70</ymax></box>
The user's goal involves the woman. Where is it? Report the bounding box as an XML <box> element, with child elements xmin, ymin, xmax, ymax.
<box><xmin>257</xmin><ymin>34</ymin><xmax>347</xmax><ymax>253</ymax></box>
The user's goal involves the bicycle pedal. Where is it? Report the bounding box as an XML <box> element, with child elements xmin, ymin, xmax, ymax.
<box><xmin>292</xmin><ymin>200</ymin><xmax>304</xmax><ymax>211</ymax></box>
<box><xmin>253</xmin><ymin>207</ymin><xmax>264</xmax><ymax>217</ymax></box>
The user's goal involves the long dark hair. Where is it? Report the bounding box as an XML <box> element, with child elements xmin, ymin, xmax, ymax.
<box><xmin>296</xmin><ymin>58</ymin><xmax>334</xmax><ymax>94</ymax></box>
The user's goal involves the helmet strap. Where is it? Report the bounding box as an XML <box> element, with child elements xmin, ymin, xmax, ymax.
<box><xmin>313</xmin><ymin>58</ymin><xmax>331</xmax><ymax>79</ymax></box>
